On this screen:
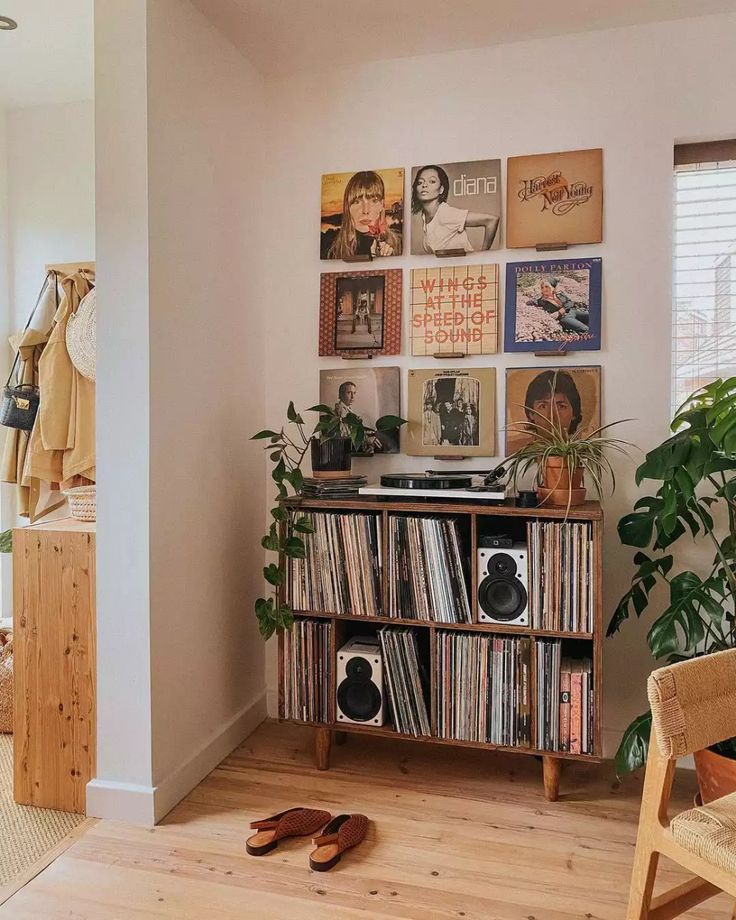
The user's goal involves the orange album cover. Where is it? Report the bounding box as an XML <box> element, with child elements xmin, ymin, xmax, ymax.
<box><xmin>506</xmin><ymin>148</ymin><xmax>603</xmax><ymax>248</ymax></box>
<box><xmin>320</xmin><ymin>168</ymin><xmax>404</xmax><ymax>260</ymax></box>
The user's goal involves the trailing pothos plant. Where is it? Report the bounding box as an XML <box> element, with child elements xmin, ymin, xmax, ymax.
<box><xmin>251</xmin><ymin>400</ymin><xmax>405</xmax><ymax>640</ymax></box>
<box><xmin>607</xmin><ymin>377</ymin><xmax>736</xmax><ymax>775</ymax></box>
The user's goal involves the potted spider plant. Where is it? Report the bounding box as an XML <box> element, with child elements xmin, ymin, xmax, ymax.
<box><xmin>251</xmin><ymin>401</ymin><xmax>405</xmax><ymax>638</ymax></box>
<box><xmin>504</xmin><ymin>407</ymin><xmax>632</xmax><ymax>509</ymax></box>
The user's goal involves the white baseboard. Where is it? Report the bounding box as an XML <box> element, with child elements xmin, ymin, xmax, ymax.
<box><xmin>86</xmin><ymin>690</ymin><xmax>267</xmax><ymax>825</ymax></box>
<box><xmin>153</xmin><ymin>690</ymin><xmax>267</xmax><ymax>822</ymax></box>
<box><xmin>86</xmin><ymin>778</ymin><xmax>156</xmax><ymax>825</ymax></box>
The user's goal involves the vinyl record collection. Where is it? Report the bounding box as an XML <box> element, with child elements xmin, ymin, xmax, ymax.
<box><xmin>301</xmin><ymin>475</ymin><xmax>367</xmax><ymax>499</ymax></box>
<box><xmin>527</xmin><ymin>521</ymin><xmax>594</xmax><ymax>632</ymax></box>
<box><xmin>287</xmin><ymin>512</ymin><xmax>382</xmax><ymax>615</ymax></box>
<box><xmin>282</xmin><ymin>618</ymin><xmax>331</xmax><ymax>723</ymax></box>
<box><xmin>378</xmin><ymin>627</ymin><xmax>431</xmax><ymax>737</ymax></box>
<box><xmin>387</xmin><ymin>515</ymin><xmax>471</xmax><ymax>622</ymax></box>
<box><xmin>435</xmin><ymin>632</ymin><xmax>532</xmax><ymax>746</ymax></box>
<box><xmin>536</xmin><ymin>639</ymin><xmax>594</xmax><ymax>754</ymax></box>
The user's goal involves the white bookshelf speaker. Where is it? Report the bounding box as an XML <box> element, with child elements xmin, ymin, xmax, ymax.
<box><xmin>477</xmin><ymin>544</ymin><xmax>529</xmax><ymax>626</ymax></box>
<box><xmin>336</xmin><ymin>637</ymin><xmax>385</xmax><ymax>726</ymax></box>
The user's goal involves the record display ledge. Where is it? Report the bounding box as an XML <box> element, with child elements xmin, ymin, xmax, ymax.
<box><xmin>278</xmin><ymin>495</ymin><xmax>604</xmax><ymax>801</ymax></box>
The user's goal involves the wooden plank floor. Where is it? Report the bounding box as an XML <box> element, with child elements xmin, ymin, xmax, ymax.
<box><xmin>0</xmin><ymin>719</ymin><xmax>733</xmax><ymax>919</ymax></box>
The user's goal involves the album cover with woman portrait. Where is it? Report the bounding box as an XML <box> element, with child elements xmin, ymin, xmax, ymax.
<box><xmin>410</xmin><ymin>160</ymin><xmax>502</xmax><ymax>255</ymax></box>
<box><xmin>406</xmin><ymin>367</ymin><xmax>496</xmax><ymax>457</ymax></box>
<box><xmin>506</xmin><ymin>149</ymin><xmax>603</xmax><ymax>248</ymax></box>
<box><xmin>319</xmin><ymin>268</ymin><xmax>402</xmax><ymax>356</ymax></box>
<box><xmin>504</xmin><ymin>258</ymin><xmax>602</xmax><ymax>353</ymax></box>
<box><xmin>320</xmin><ymin>168</ymin><xmax>404</xmax><ymax>260</ymax></box>
<box><xmin>505</xmin><ymin>366</ymin><xmax>601</xmax><ymax>457</ymax></box>
<box><xmin>319</xmin><ymin>367</ymin><xmax>401</xmax><ymax>455</ymax></box>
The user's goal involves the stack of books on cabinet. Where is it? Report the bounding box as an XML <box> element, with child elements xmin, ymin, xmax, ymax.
<box><xmin>278</xmin><ymin>498</ymin><xmax>603</xmax><ymax>783</ymax></box>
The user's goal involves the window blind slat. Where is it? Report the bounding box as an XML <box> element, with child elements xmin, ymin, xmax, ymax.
<box><xmin>672</xmin><ymin>159</ymin><xmax>736</xmax><ymax>412</ymax></box>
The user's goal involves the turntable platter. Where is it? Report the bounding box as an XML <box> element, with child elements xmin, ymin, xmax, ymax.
<box><xmin>380</xmin><ymin>473</ymin><xmax>472</xmax><ymax>490</ymax></box>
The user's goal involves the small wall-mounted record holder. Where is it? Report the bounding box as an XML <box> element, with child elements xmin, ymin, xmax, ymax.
<box><xmin>434</xmin><ymin>248</ymin><xmax>468</xmax><ymax>258</ymax></box>
<box><xmin>432</xmin><ymin>352</ymin><xmax>466</xmax><ymax>360</ymax></box>
<box><xmin>535</xmin><ymin>242</ymin><xmax>569</xmax><ymax>252</ymax></box>
<box><xmin>343</xmin><ymin>253</ymin><xmax>373</xmax><ymax>263</ymax></box>
<box><xmin>533</xmin><ymin>347</ymin><xmax>570</xmax><ymax>358</ymax></box>
<box><xmin>433</xmin><ymin>455</ymin><xmax>467</xmax><ymax>461</ymax></box>
<box><xmin>340</xmin><ymin>353</ymin><xmax>373</xmax><ymax>360</ymax></box>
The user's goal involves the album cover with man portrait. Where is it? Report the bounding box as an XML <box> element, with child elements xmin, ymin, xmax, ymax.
<box><xmin>506</xmin><ymin>148</ymin><xmax>603</xmax><ymax>248</ymax></box>
<box><xmin>319</xmin><ymin>268</ymin><xmax>402</xmax><ymax>356</ymax></box>
<box><xmin>505</xmin><ymin>366</ymin><xmax>601</xmax><ymax>457</ymax></box>
<box><xmin>319</xmin><ymin>367</ymin><xmax>401</xmax><ymax>455</ymax></box>
<box><xmin>410</xmin><ymin>160</ymin><xmax>502</xmax><ymax>255</ymax></box>
<box><xmin>320</xmin><ymin>168</ymin><xmax>404</xmax><ymax>260</ymax></box>
<box><xmin>504</xmin><ymin>258</ymin><xmax>602</xmax><ymax>353</ymax></box>
<box><xmin>406</xmin><ymin>367</ymin><xmax>496</xmax><ymax>457</ymax></box>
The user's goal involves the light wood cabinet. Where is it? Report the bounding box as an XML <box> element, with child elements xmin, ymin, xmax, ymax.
<box><xmin>13</xmin><ymin>518</ymin><xmax>96</xmax><ymax>814</ymax></box>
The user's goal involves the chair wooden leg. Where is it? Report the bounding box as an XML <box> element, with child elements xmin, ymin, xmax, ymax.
<box><xmin>626</xmin><ymin>846</ymin><xmax>659</xmax><ymax>920</ymax></box>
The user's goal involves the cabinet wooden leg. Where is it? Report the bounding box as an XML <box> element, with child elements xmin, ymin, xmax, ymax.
<box><xmin>334</xmin><ymin>731</ymin><xmax>347</xmax><ymax>746</ymax></box>
<box><xmin>542</xmin><ymin>755</ymin><xmax>561</xmax><ymax>801</ymax></box>
<box><xmin>315</xmin><ymin>727</ymin><xmax>331</xmax><ymax>771</ymax></box>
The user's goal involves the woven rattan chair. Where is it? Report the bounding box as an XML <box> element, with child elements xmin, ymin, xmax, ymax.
<box><xmin>627</xmin><ymin>648</ymin><xmax>736</xmax><ymax>918</ymax></box>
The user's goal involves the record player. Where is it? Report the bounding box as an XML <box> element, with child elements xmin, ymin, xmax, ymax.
<box><xmin>359</xmin><ymin>468</ymin><xmax>507</xmax><ymax>503</ymax></box>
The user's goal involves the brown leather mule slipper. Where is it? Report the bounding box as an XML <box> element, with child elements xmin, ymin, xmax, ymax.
<box><xmin>309</xmin><ymin>813</ymin><xmax>369</xmax><ymax>871</ymax></box>
<box><xmin>246</xmin><ymin>807</ymin><xmax>332</xmax><ymax>856</ymax></box>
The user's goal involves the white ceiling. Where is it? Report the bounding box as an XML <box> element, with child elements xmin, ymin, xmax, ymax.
<box><xmin>194</xmin><ymin>0</ymin><xmax>736</xmax><ymax>76</ymax></box>
<box><xmin>0</xmin><ymin>0</ymin><xmax>93</xmax><ymax>110</ymax></box>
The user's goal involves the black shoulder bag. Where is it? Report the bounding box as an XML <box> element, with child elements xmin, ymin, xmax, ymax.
<box><xmin>0</xmin><ymin>272</ymin><xmax>57</xmax><ymax>431</ymax></box>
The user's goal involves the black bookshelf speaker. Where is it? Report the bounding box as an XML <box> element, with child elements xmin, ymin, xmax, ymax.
<box><xmin>477</xmin><ymin>545</ymin><xmax>529</xmax><ymax>626</ymax></box>
<box><xmin>336</xmin><ymin>637</ymin><xmax>385</xmax><ymax>726</ymax></box>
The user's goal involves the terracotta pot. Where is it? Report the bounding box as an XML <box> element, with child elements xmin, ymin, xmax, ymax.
<box><xmin>310</xmin><ymin>436</ymin><xmax>352</xmax><ymax>480</ymax></box>
<box><xmin>693</xmin><ymin>747</ymin><xmax>736</xmax><ymax>804</ymax></box>
<box><xmin>537</xmin><ymin>458</ymin><xmax>586</xmax><ymax>506</ymax></box>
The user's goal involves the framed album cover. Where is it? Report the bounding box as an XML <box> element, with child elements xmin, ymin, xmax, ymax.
<box><xmin>505</xmin><ymin>366</ymin><xmax>601</xmax><ymax>457</ymax></box>
<box><xmin>504</xmin><ymin>258</ymin><xmax>601</xmax><ymax>353</ymax></box>
<box><xmin>320</xmin><ymin>168</ymin><xmax>404</xmax><ymax>260</ymax></box>
<box><xmin>319</xmin><ymin>367</ymin><xmax>401</xmax><ymax>455</ymax></box>
<box><xmin>410</xmin><ymin>160</ymin><xmax>502</xmax><ymax>255</ymax></box>
<box><xmin>506</xmin><ymin>148</ymin><xmax>603</xmax><ymax>249</ymax></box>
<box><xmin>319</xmin><ymin>268</ymin><xmax>402</xmax><ymax>356</ymax></box>
<box><xmin>406</xmin><ymin>367</ymin><xmax>496</xmax><ymax>457</ymax></box>
<box><xmin>410</xmin><ymin>264</ymin><xmax>499</xmax><ymax>357</ymax></box>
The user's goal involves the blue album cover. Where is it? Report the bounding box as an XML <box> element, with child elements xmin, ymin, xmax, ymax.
<box><xmin>504</xmin><ymin>258</ymin><xmax>602</xmax><ymax>353</ymax></box>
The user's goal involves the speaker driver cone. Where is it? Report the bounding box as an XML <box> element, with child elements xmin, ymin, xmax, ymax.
<box><xmin>478</xmin><ymin>575</ymin><xmax>528</xmax><ymax>622</ymax></box>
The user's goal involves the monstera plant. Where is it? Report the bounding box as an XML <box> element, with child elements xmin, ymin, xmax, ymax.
<box><xmin>608</xmin><ymin>377</ymin><xmax>736</xmax><ymax>776</ymax></box>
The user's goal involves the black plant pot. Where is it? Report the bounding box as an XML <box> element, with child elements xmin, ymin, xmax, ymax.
<box><xmin>310</xmin><ymin>437</ymin><xmax>352</xmax><ymax>479</ymax></box>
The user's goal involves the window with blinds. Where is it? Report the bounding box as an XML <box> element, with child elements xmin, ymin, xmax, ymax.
<box><xmin>673</xmin><ymin>141</ymin><xmax>736</xmax><ymax>413</ymax></box>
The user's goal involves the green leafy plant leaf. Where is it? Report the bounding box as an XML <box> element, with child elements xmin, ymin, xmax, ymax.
<box><xmin>263</xmin><ymin>563</ymin><xmax>283</xmax><ymax>586</ymax></box>
<box><xmin>614</xmin><ymin>711</ymin><xmax>652</xmax><ymax>776</ymax></box>
<box><xmin>283</xmin><ymin>536</ymin><xmax>306</xmax><ymax>559</ymax></box>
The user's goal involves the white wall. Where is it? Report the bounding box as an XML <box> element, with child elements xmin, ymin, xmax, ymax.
<box><xmin>0</xmin><ymin>115</ymin><xmax>10</xmax><ymax>617</ymax></box>
<box><xmin>90</xmin><ymin>0</ymin><xmax>153</xmax><ymax>823</ymax></box>
<box><xmin>91</xmin><ymin>0</ymin><xmax>267</xmax><ymax>824</ymax></box>
<box><xmin>260</xmin><ymin>12</ymin><xmax>736</xmax><ymax>751</ymax></box>
<box><xmin>146</xmin><ymin>0</ymin><xmax>267</xmax><ymax>816</ymax></box>
<box><xmin>6</xmin><ymin>101</ymin><xmax>95</xmax><ymax>327</ymax></box>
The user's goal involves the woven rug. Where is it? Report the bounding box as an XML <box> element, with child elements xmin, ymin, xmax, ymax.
<box><xmin>0</xmin><ymin>735</ymin><xmax>84</xmax><ymax>887</ymax></box>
